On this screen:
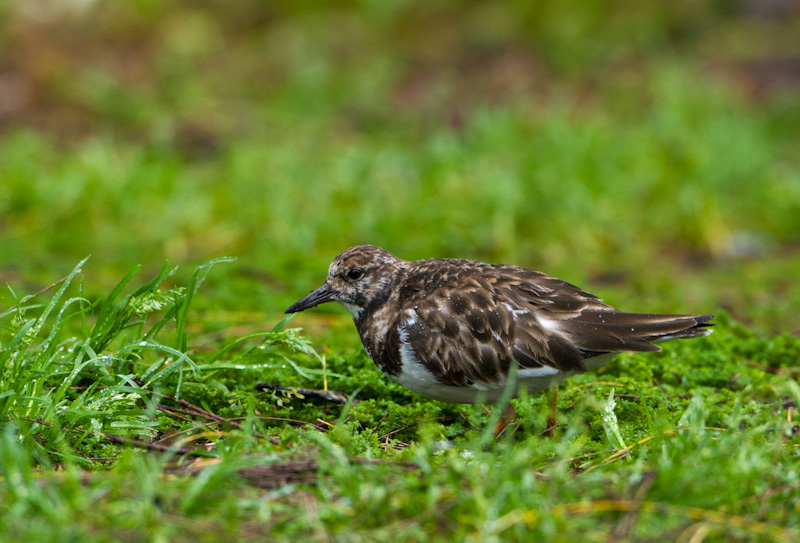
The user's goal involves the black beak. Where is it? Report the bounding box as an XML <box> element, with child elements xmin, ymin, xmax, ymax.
<box><xmin>285</xmin><ymin>283</ymin><xmax>336</xmax><ymax>313</ymax></box>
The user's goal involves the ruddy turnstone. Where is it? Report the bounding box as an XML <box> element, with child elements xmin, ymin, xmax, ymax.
<box><xmin>286</xmin><ymin>245</ymin><xmax>713</xmax><ymax>434</ymax></box>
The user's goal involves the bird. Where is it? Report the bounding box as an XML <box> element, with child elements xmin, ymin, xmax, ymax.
<box><xmin>285</xmin><ymin>245</ymin><xmax>713</xmax><ymax>436</ymax></box>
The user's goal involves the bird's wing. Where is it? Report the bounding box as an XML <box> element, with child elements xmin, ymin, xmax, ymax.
<box><xmin>396</xmin><ymin>265</ymin><xmax>592</xmax><ymax>387</ymax></box>
<box><xmin>397</xmin><ymin>263</ymin><xmax>712</xmax><ymax>388</ymax></box>
<box><xmin>493</xmin><ymin>267</ymin><xmax>713</xmax><ymax>358</ymax></box>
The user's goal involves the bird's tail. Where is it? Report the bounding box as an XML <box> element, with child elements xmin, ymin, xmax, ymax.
<box><xmin>561</xmin><ymin>311</ymin><xmax>714</xmax><ymax>355</ymax></box>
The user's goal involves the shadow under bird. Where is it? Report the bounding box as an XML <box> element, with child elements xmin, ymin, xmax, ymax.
<box><xmin>285</xmin><ymin>245</ymin><xmax>713</xmax><ymax>435</ymax></box>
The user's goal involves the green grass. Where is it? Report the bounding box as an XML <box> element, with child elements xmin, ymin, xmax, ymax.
<box><xmin>1</xmin><ymin>262</ymin><xmax>799</xmax><ymax>542</ymax></box>
<box><xmin>2</xmin><ymin>1</ymin><xmax>800</xmax><ymax>541</ymax></box>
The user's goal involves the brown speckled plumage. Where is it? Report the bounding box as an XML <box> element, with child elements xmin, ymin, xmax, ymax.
<box><xmin>286</xmin><ymin>245</ymin><xmax>713</xmax><ymax>404</ymax></box>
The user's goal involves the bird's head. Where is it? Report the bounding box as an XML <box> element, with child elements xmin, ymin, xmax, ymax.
<box><xmin>285</xmin><ymin>245</ymin><xmax>403</xmax><ymax>320</ymax></box>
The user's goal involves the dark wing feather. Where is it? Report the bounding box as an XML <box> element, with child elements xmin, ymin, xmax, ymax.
<box><xmin>494</xmin><ymin>268</ymin><xmax>713</xmax><ymax>356</ymax></box>
<box><xmin>397</xmin><ymin>263</ymin><xmax>598</xmax><ymax>387</ymax></box>
<box><xmin>395</xmin><ymin>261</ymin><xmax>713</xmax><ymax>388</ymax></box>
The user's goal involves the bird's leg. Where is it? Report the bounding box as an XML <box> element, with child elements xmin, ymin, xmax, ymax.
<box><xmin>493</xmin><ymin>402</ymin><xmax>517</xmax><ymax>438</ymax></box>
<box><xmin>544</xmin><ymin>386</ymin><xmax>558</xmax><ymax>437</ymax></box>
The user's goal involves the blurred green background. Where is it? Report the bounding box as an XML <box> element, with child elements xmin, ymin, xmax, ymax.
<box><xmin>1</xmin><ymin>0</ymin><xmax>799</xmax><ymax>334</ymax></box>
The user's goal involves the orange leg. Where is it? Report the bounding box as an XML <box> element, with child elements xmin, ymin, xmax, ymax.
<box><xmin>544</xmin><ymin>386</ymin><xmax>558</xmax><ymax>438</ymax></box>
<box><xmin>493</xmin><ymin>403</ymin><xmax>517</xmax><ymax>438</ymax></box>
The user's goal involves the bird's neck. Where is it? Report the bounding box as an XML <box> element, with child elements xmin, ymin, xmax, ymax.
<box><xmin>351</xmin><ymin>266</ymin><xmax>407</xmax><ymax>327</ymax></box>
<box><xmin>350</xmin><ymin>286</ymin><xmax>392</xmax><ymax>327</ymax></box>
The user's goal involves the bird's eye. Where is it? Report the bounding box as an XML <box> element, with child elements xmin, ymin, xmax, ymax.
<box><xmin>346</xmin><ymin>268</ymin><xmax>364</xmax><ymax>280</ymax></box>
